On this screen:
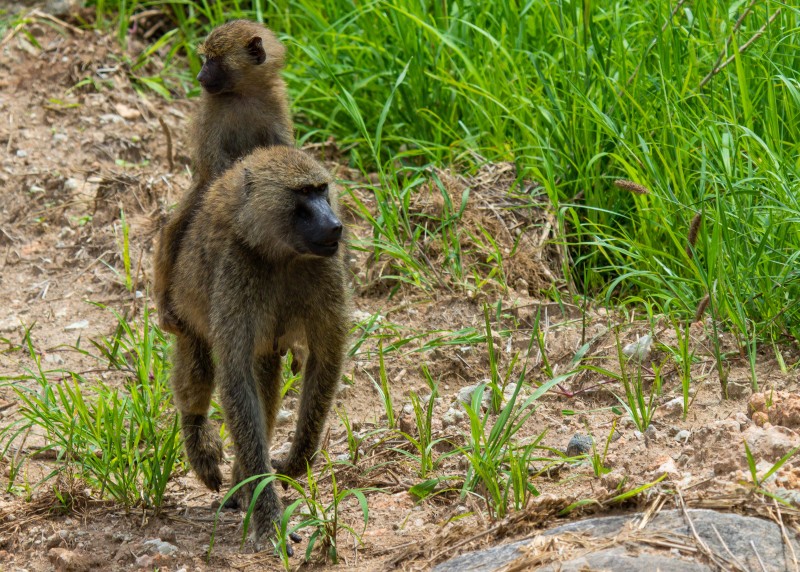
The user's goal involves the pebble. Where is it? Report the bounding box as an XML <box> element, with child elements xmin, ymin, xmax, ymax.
<box><xmin>457</xmin><ymin>383</ymin><xmax>486</xmax><ymax>406</ymax></box>
<box><xmin>622</xmin><ymin>334</ymin><xmax>652</xmax><ymax>360</ymax></box>
<box><xmin>64</xmin><ymin>320</ymin><xmax>89</xmax><ymax>331</ymax></box>
<box><xmin>44</xmin><ymin>353</ymin><xmax>65</xmax><ymax>365</ymax></box>
<box><xmin>63</xmin><ymin>178</ymin><xmax>79</xmax><ymax>192</ymax></box>
<box><xmin>661</xmin><ymin>397</ymin><xmax>684</xmax><ymax>418</ymax></box>
<box><xmin>565</xmin><ymin>434</ymin><xmax>593</xmax><ymax>457</ymax></box>
<box><xmin>142</xmin><ymin>538</ymin><xmax>178</xmax><ymax>556</ymax></box>
<box><xmin>157</xmin><ymin>525</ymin><xmax>176</xmax><ymax>543</ymax></box>
<box><xmin>276</xmin><ymin>409</ymin><xmax>293</xmax><ymax>427</ymax></box>
<box><xmin>16</xmin><ymin>149</ymin><xmax>28</xmax><ymax>158</ymax></box>
<box><xmin>674</xmin><ymin>429</ymin><xmax>691</xmax><ymax>443</ymax></box>
<box><xmin>442</xmin><ymin>407</ymin><xmax>464</xmax><ymax>428</ymax></box>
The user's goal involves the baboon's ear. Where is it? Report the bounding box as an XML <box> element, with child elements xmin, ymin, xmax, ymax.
<box><xmin>247</xmin><ymin>37</ymin><xmax>267</xmax><ymax>65</ymax></box>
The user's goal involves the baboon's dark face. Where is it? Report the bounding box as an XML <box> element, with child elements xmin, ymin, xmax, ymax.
<box><xmin>292</xmin><ymin>183</ymin><xmax>343</xmax><ymax>257</ymax></box>
<box><xmin>196</xmin><ymin>56</ymin><xmax>231</xmax><ymax>95</ymax></box>
<box><xmin>197</xmin><ymin>22</ymin><xmax>284</xmax><ymax>96</ymax></box>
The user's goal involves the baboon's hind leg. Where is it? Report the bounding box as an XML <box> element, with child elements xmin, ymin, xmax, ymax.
<box><xmin>171</xmin><ymin>333</ymin><xmax>223</xmax><ymax>491</ymax></box>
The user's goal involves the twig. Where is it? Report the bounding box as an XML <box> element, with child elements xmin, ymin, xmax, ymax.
<box><xmin>699</xmin><ymin>9</ymin><xmax>781</xmax><ymax>89</ymax></box>
<box><xmin>158</xmin><ymin>117</ymin><xmax>174</xmax><ymax>172</ymax></box>
<box><xmin>751</xmin><ymin>539</ymin><xmax>768</xmax><ymax>572</ymax></box>
<box><xmin>710</xmin><ymin>523</ymin><xmax>749</xmax><ymax>572</ymax></box>
<box><xmin>771</xmin><ymin>499</ymin><xmax>799</xmax><ymax>572</ymax></box>
<box><xmin>706</xmin><ymin>0</ymin><xmax>758</xmax><ymax>77</ymax></box>
<box><xmin>678</xmin><ymin>491</ymin><xmax>741</xmax><ymax>570</ymax></box>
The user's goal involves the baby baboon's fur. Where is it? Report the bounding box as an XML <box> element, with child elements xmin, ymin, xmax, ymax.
<box><xmin>168</xmin><ymin>146</ymin><xmax>349</xmax><ymax>544</ymax></box>
<box><xmin>154</xmin><ymin>19</ymin><xmax>293</xmax><ymax>335</ymax></box>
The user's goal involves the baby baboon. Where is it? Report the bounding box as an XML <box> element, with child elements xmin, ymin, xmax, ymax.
<box><xmin>154</xmin><ymin>19</ymin><xmax>293</xmax><ymax>335</ymax></box>
<box><xmin>169</xmin><ymin>146</ymin><xmax>349</xmax><ymax>546</ymax></box>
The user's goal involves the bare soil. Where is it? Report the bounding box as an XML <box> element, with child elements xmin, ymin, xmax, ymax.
<box><xmin>0</xmin><ymin>15</ymin><xmax>798</xmax><ymax>572</ymax></box>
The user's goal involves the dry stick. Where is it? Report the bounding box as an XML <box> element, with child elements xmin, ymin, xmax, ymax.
<box><xmin>678</xmin><ymin>491</ymin><xmax>740</xmax><ymax>571</ymax></box>
<box><xmin>710</xmin><ymin>523</ymin><xmax>749</xmax><ymax>572</ymax></box>
<box><xmin>751</xmin><ymin>539</ymin><xmax>768</xmax><ymax>572</ymax></box>
<box><xmin>706</xmin><ymin>0</ymin><xmax>759</xmax><ymax>76</ymax></box>
<box><xmin>772</xmin><ymin>499</ymin><xmax>799</xmax><ymax>572</ymax></box>
<box><xmin>699</xmin><ymin>9</ymin><xmax>781</xmax><ymax>89</ymax></box>
<box><xmin>158</xmin><ymin>117</ymin><xmax>174</xmax><ymax>172</ymax></box>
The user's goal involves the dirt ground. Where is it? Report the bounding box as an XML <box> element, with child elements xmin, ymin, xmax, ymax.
<box><xmin>0</xmin><ymin>13</ymin><xmax>799</xmax><ymax>572</ymax></box>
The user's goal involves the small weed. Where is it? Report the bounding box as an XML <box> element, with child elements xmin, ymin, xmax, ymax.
<box><xmin>214</xmin><ymin>453</ymin><xmax>371</xmax><ymax>564</ymax></box>
<box><xmin>393</xmin><ymin>365</ymin><xmax>446</xmax><ymax>478</ymax></box>
<box><xmin>589</xmin><ymin>419</ymin><xmax>617</xmax><ymax>478</ymax></box>
<box><xmin>1</xmin><ymin>304</ymin><xmax>180</xmax><ymax>509</ymax></box>
<box><xmin>613</xmin><ymin>330</ymin><xmax>657</xmax><ymax>432</ymax></box>
<box><xmin>368</xmin><ymin>341</ymin><xmax>395</xmax><ymax>429</ymax></box>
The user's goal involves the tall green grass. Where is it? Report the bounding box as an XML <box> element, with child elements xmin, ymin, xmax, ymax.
<box><xmin>80</xmin><ymin>0</ymin><xmax>800</xmax><ymax>351</ymax></box>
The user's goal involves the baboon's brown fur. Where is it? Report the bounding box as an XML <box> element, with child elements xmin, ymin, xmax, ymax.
<box><xmin>168</xmin><ymin>146</ymin><xmax>349</xmax><ymax>544</ymax></box>
<box><xmin>154</xmin><ymin>20</ymin><xmax>293</xmax><ymax>334</ymax></box>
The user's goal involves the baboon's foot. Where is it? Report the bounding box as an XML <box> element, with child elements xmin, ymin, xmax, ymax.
<box><xmin>182</xmin><ymin>414</ymin><xmax>224</xmax><ymax>491</ymax></box>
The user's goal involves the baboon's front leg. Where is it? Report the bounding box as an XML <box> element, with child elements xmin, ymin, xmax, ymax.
<box><xmin>217</xmin><ymin>348</ymin><xmax>283</xmax><ymax>543</ymax></box>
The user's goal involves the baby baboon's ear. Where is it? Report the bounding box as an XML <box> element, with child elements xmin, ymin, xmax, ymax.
<box><xmin>247</xmin><ymin>37</ymin><xmax>266</xmax><ymax>64</ymax></box>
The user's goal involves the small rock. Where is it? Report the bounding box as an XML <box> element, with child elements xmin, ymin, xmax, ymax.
<box><xmin>674</xmin><ymin>430</ymin><xmax>691</xmax><ymax>443</ymax></box>
<box><xmin>53</xmin><ymin>132</ymin><xmax>68</xmax><ymax>143</ymax></box>
<box><xmin>726</xmin><ymin>379</ymin><xmax>751</xmax><ymax>399</ymax></box>
<box><xmin>16</xmin><ymin>149</ymin><xmax>28</xmax><ymax>158</ymax></box>
<box><xmin>565</xmin><ymin>434</ymin><xmax>593</xmax><ymax>457</ymax></box>
<box><xmin>644</xmin><ymin>425</ymin><xmax>657</xmax><ymax>441</ymax></box>
<box><xmin>622</xmin><ymin>334</ymin><xmax>652</xmax><ymax>361</ymax></box>
<box><xmin>142</xmin><ymin>538</ymin><xmax>178</xmax><ymax>556</ymax></box>
<box><xmin>48</xmin><ymin>547</ymin><xmax>96</xmax><ymax>572</ymax></box>
<box><xmin>442</xmin><ymin>407</ymin><xmax>464</xmax><ymax>428</ymax></box>
<box><xmin>114</xmin><ymin>103</ymin><xmax>141</xmax><ymax>120</ymax></box>
<box><xmin>99</xmin><ymin>113</ymin><xmax>125</xmax><ymax>124</ymax></box>
<box><xmin>749</xmin><ymin>391</ymin><xmax>800</xmax><ymax>429</ymax></box>
<box><xmin>45</xmin><ymin>530</ymin><xmax>70</xmax><ymax>548</ymax></box>
<box><xmin>0</xmin><ymin>318</ymin><xmax>18</xmax><ymax>333</ymax></box>
<box><xmin>63</xmin><ymin>178</ymin><xmax>79</xmax><ymax>192</ymax></box>
<box><xmin>156</xmin><ymin>525</ymin><xmax>176</xmax><ymax>543</ymax></box>
<box><xmin>457</xmin><ymin>384</ymin><xmax>484</xmax><ymax>406</ymax></box>
<box><xmin>661</xmin><ymin>397</ymin><xmax>684</xmax><ymax>418</ymax></box>
<box><xmin>44</xmin><ymin>353</ymin><xmax>65</xmax><ymax>365</ymax></box>
<box><xmin>275</xmin><ymin>409</ymin><xmax>293</xmax><ymax>427</ymax></box>
<box><xmin>744</xmin><ymin>425</ymin><xmax>800</xmax><ymax>462</ymax></box>
<box><xmin>64</xmin><ymin>320</ymin><xmax>89</xmax><ymax>331</ymax></box>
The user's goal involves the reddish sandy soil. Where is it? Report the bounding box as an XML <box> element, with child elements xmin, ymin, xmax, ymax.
<box><xmin>0</xmin><ymin>11</ymin><xmax>798</xmax><ymax>572</ymax></box>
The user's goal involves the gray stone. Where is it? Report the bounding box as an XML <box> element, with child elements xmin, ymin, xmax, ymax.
<box><xmin>142</xmin><ymin>538</ymin><xmax>177</xmax><ymax>556</ymax></box>
<box><xmin>276</xmin><ymin>409</ymin><xmax>293</xmax><ymax>427</ymax></box>
<box><xmin>442</xmin><ymin>407</ymin><xmax>464</xmax><ymax>428</ymax></box>
<box><xmin>433</xmin><ymin>509</ymin><xmax>800</xmax><ymax>572</ymax></box>
<box><xmin>564</xmin><ymin>434</ymin><xmax>592</xmax><ymax>457</ymax></box>
<box><xmin>675</xmin><ymin>429</ymin><xmax>691</xmax><ymax>443</ymax></box>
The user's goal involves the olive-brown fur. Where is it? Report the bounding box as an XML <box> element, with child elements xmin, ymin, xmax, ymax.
<box><xmin>154</xmin><ymin>20</ymin><xmax>293</xmax><ymax>334</ymax></box>
<box><xmin>168</xmin><ymin>146</ymin><xmax>349</xmax><ymax>544</ymax></box>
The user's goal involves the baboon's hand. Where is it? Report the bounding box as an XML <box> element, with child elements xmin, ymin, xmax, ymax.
<box><xmin>270</xmin><ymin>457</ymin><xmax>292</xmax><ymax>490</ymax></box>
<box><xmin>158</xmin><ymin>305</ymin><xmax>184</xmax><ymax>336</ymax></box>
